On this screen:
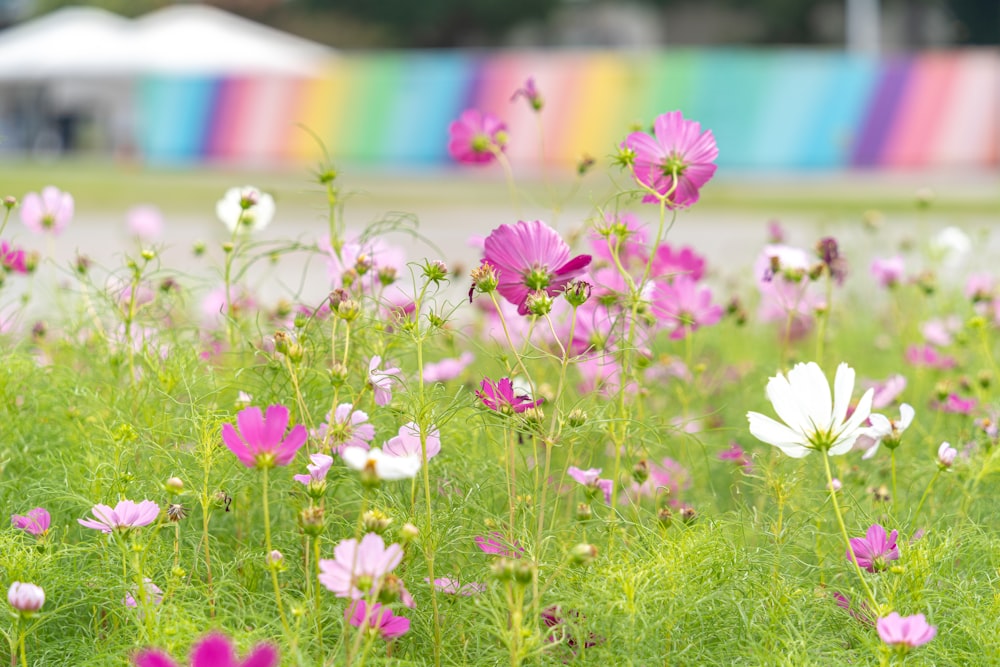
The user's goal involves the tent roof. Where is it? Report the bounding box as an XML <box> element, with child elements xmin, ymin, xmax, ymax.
<box><xmin>130</xmin><ymin>5</ymin><xmax>333</xmax><ymax>76</ymax></box>
<box><xmin>0</xmin><ymin>7</ymin><xmax>134</xmax><ymax>79</ymax></box>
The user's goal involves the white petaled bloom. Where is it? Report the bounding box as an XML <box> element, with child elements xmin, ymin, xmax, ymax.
<box><xmin>342</xmin><ymin>446</ymin><xmax>420</xmax><ymax>481</ymax></box>
<box><xmin>937</xmin><ymin>442</ymin><xmax>957</xmax><ymax>469</ymax></box>
<box><xmin>746</xmin><ymin>362</ymin><xmax>875</xmax><ymax>458</ymax></box>
<box><xmin>216</xmin><ymin>186</ymin><xmax>275</xmax><ymax>235</ymax></box>
<box><xmin>8</xmin><ymin>582</ymin><xmax>45</xmax><ymax>615</ymax></box>
<box><xmin>862</xmin><ymin>403</ymin><xmax>915</xmax><ymax>460</ymax></box>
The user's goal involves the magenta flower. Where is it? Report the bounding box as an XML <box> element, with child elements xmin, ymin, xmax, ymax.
<box><xmin>221</xmin><ymin>404</ymin><xmax>307</xmax><ymax>469</ymax></box>
<box><xmin>475</xmin><ymin>532</ymin><xmax>523</xmax><ymax>558</ymax></box>
<box><xmin>482</xmin><ymin>220</ymin><xmax>592</xmax><ymax>315</ymax></box>
<box><xmin>905</xmin><ymin>344</ymin><xmax>956</xmax><ymax>369</ymax></box>
<box><xmin>427</xmin><ymin>577</ymin><xmax>486</xmax><ymax>596</ymax></box>
<box><xmin>318</xmin><ymin>533</ymin><xmax>404</xmax><ymax>600</ymax></box>
<box><xmin>717</xmin><ymin>442</ymin><xmax>752</xmax><ymax>470</ymax></box>
<box><xmin>345</xmin><ymin>600</ymin><xmax>410</xmax><ymax>640</ymax></box>
<box><xmin>877</xmin><ymin>612</ymin><xmax>936</xmax><ymax>648</ymax></box>
<box><xmin>422</xmin><ymin>351</ymin><xmax>475</xmax><ymax>383</ymax></box>
<box><xmin>870</xmin><ymin>256</ymin><xmax>905</xmax><ymax>288</ymax></box>
<box><xmin>447</xmin><ymin>109</ymin><xmax>507</xmax><ymax>165</ymax></box>
<box><xmin>847</xmin><ymin>524</ymin><xmax>899</xmax><ymax>572</ymax></box>
<box><xmin>650</xmin><ymin>275</ymin><xmax>722</xmax><ymax>339</ymax></box>
<box><xmin>12</xmin><ymin>507</ymin><xmax>50</xmax><ymax>536</ymax></box>
<box><xmin>369</xmin><ymin>356</ymin><xmax>401</xmax><ymax>407</ymax></box>
<box><xmin>293</xmin><ymin>453</ymin><xmax>334</xmax><ymax>487</ymax></box>
<box><xmin>476</xmin><ymin>377</ymin><xmax>542</xmax><ymax>414</ymax></box>
<box><xmin>317</xmin><ymin>403</ymin><xmax>375</xmax><ymax>455</ymax></box>
<box><xmin>511</xmin><ymin>77</ymin><xmax>543</xmax><ymax>111</ymax></box>
<box><xmin>621</xmin><ymin>111</ymin><xmax>717</xmax><ymax>208</ymax></box>
<box><xmin>541</xmin><ymin>606</ymin><xmax>601</xmax><ymax>650</ymax></box>
<box><xmin>937</xmin><ymin>393</ymin><xmax>976</xmax><ymax>414</ymax></box>
<box><xmin>650</xmin><ymin>244</ymin><xmax>706</xmax><ymax>282</ymax></box>
<box><xmin>78</xmin><ymin>500</ymin><xmax>160</xmax><ymax>533</ymax></box>
<box><xmin>567</xmin><ymin>466</ymin><xmax>614</xmax><ymax>505</ymax></box>
<box><xmin>1</xmin><ymin>241</ymin><xmax>29</xmax><ymax>274</ymax></box>
<box><xmin>133</xmin><ymin>633</ymin><xmax>278</xmax><ymax>667</ymax></box>
<box><xmin>20</xmin><ymin>186</ymin><xmax>73</xmax><ymax>235</ymax></box>
<box><xmin>384</xmin><ymin>422</ymin><xmax>441</xmax><ymax>461</ymax></box>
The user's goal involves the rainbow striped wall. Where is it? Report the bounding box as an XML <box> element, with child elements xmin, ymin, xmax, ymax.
<box><xmin>136</xmin><ymin>49</ymin><xmax>1000</xmax><ymax>170</ymax></box>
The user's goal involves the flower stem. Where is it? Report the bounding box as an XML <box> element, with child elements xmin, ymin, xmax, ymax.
<box><xmin>262</xmin><ymin>466</ymin><xmax>293</xmax><ymax>638</ymax></box>
<box><xmin>912</xmin><ymin>469</ymin><xmax>941</xmax><ymax>526</ymax></box>
<box><xmin>17</xmin><ymin>618</ymin><xmax>27</xmax><ymax>667</ymax></box>
<box><xmin>821</xmin><ymin>451</ymin><xmax>879</xmax><ymax>611</ymax></box>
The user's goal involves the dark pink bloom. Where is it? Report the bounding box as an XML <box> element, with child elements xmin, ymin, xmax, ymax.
<box><xmin>221</xmin><ymin>404</ymin><xmax>307</xmax><ymax>469</ymax></box>
<box><xmin>650</xmin><ymin>244</ymin><xmax>706</xmax><ymax>282</ymax></box>
<box><xmin>566</xmin><ymin>466</ymin><xmax>613</xmax><ymax>505</ymax></box>
<box><xmin>904</xmin><ymin>344</ymin><xmax>956</xmax><ymax>370</ymax></box>
<box><xmin>20</xmin><ymin>186</ymin><xmax>73</xmax><ymax>235</ymax></box>
<box><xmin>384</xmin><ymin>422</ymin><xmax>441</xmax><ymax>460</ymax></box>
<box><xmin>475</xmin><ymin>532</ymin><xmax>523</xmax><ymax>558</ymax></box>
<box><xmin>871</xmin><ymin>256</ymin><xmax>905</xmax><ymax>288</ymax></box>
<box><xmin>368</xmin><ymin>356</ymin><xmax>401</xmax><ymax>407</ymax></box>
<box><xmin>847</xmin><ymin>524</ymin><xmax>899</xmax><ymax>572</ymax></box>
<box><xmin>877</xmin><ymin>612</ymin><xmax>936</xmax><ymax>648</ymax></box>
<box><xmin>427</xmin><ymin>577</ymin><xmax>486</xmax><ymax>596</ymax></box>
<box><xmin>422</xmin><ymin>351</ymin><xmax>474</xmax><ymax>383</ymax></box>
<box><xmin>717</xmin><ymin>442</ymin><xmax>752</xmax><ymax>470</ymax></box>
<box><xmin>476</xmin><ymin>377</ymin><xmax>542</xmax><ymax>414</ymax></box>
<box><xmin>1</xmin><ymin>241</ymin><xmax>28</xmax><ymax>274</ymax></box>
<box><xmin>11</xmin><ymin>507</ymin><xmax>50</xmax><ymax>536</ymax></box>
<box><xmin>510</xmin><ymin>77</ymin><xmax>543</xmax><ymax>111</ymax></box>
<box><xmin>937</xmin><ymin>393</ymin><xmax>976</xmax><ymax>414</ymax></box>
<box><xmin>316</xmin><ymin>403</ymin><xmax>375</xmax><ymax>455</ymax></box>
<box><xmin>345</xmin><ymin>600</ymin><xmax>410</xmax><ymax>640</ymax></box>
<box><xmin>621</xmin><ymin>110</ymin><xmax>717</xmax><ymax>208</ymax></box>
<box><xmin>482</xmin><ymin>220</ymin><xmax>592</xmax><ymax>316</ymax></box>
<box><xmin>832</xmin><ymin>591</ymin><xmax>875</xmax><ymax>626</ymax></box>
<box><xmin>448</xmin><ymin>109</ymin><xmax>507</xmax><ymax>165</ymax></box>
<box><xmin>318</xmin><ymin>533</ymin><xmax>404</xmax><ymax>600</ymax></box>
<box><xmin>133</xmin><ymin>632</ymin><xmax>278</xmax><ymax>667</ymax></box>
<box><xmin>79</xmin><ymin>500</ymin><xmax>160</xmax><ymax>533</ymax></box>
<box><xmin>650</xmin><ymin>275</ymin><xmax>722</xmax><ymax>340</ymax></box>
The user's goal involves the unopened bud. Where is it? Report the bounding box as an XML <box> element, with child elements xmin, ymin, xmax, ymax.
<box><xmin>978</xmin><ymin>370</ymin><xmax>991</xmax><ymax>389</ymax></box>
<box><xmin>680</xmin><ymin>506</ymin><xmax>697</xmax><ymax>524</ymax></box>
<box><xmin>525</xmin><ymin>290</ymin><xmax>553</xmax><ymax>316</ymax></box>
<box><xmin>165</xmin><ymin>477</ymin><xmax>184</xmax><ymax>494</ymax></box>
<box><xmin>470</xmin><ymin>263</ymin><xmax>499</xmax><ymax>294</ymax></box>
<box><xmin>192</xmin><ymin>241</ymin><xmax>206</xmax><ymax>256</ymax></box>
<box><xmin>569</xmin><ymin>543</ymin><xmax>597</xmax><ymax>565</ymax></box>
<box><xmin>267</xmin><ymin>550</ymin><xmax>284</xmax><ymax>569</ymax></box>
<box><xmin>140</xmin><ymin>249</ymin><xmax>156</xmax><ymax>261</ymax></box>
<box><xmin>337</xmin><ymin>299</ymin><xmax>361</xmax><ymax>322</ymax></box>
<box><xmin>354</xmin><ymin>254</ymin><xmax>372</xmax><ymax>276</ymax></box>
<box><xmin>329</xmin><ymin>362</ymin><xmax>348</xmax><ymax>387</ymax></box>
<box><xmin>657</xmin><ymin>506</ymin><xmax>673</xmax><ymax>526</ymax></box>
<box><xmin>491</xmin><ymin>557</ymin><xmax>516</xmax><ymax>582</ymax></box>
<box><xmin>632</xmin><ymin>460</ymin><xmax>649</xmax><ymax>484</ymax></box>
<box><xmin>378</xmin><ymin>265</ymin><xmax>398</xmax><ymax>286</ymax></box>
<box><xmin>422</xmin><ymin>260</ymin><xmax>449</xmax><ymax>283</ymax></box>
<box><xmin>566</xmin><ymin>409</ymin><xmax>587</xmax><ymax>428</ymax></box>
<box><xmin>298</xmin><ymin>506</ymin><xmax>325</xmax><ymax>536</ymax></box>
<box><xmin>328</xmin><ymin>288</ymin><xmax>349</xmax><ymax>311</ymax></box>
<box><xmin>575</xmin><ymin>502</ymin><xmax>592</xmax><ymax>521</ymax></box>
<box><xmin>512</xmin><ymin>560</ymin><xmax>535</xmax><ymax>585</ymax></box>
<box><xmin>363</xmin><ymin>509</ymin><xmax>392</xmax><ymax>535</ymax></box>
<box><xmin>577</xmin><ymin>154</ymin><xmax>596</xmax><ymax>176</ymax></box>
<box><xmin>378</xmin><ymin>574</ymin><xmax>405</xmax><ymax>604</ymax></box>
<box><xmin>2</xmin><ymin>196</ymin><xmax>16</xmax><ymax>210</ymax></box>
<box><xmin>75</xmin><ymin>254</ymin><xmax>92</xmax><ymax>275</ymax></box>
<box><xmin>273</xmin><ymin>331</ymin><xmax>303</xmax><ymax>363</ymax></box>
<box><xmin>563</xmin><ymin>281</ymin><xmax>592</xmax><ymax>307</ymax></box>
<box><xmin>400</xmin><ymin>522</ymin><xmax>420</xmax><ymax>543</ymax></box>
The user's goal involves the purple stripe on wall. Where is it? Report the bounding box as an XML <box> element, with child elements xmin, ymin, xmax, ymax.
<box><xmin>851</xmin><ymin>57</ymin><xmax>914</xmax><ymax>167</ymax></box>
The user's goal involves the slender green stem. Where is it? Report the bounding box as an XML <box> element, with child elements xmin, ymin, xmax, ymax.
<box><xmin>912</xmin><ymin>470</ymin><xmax>941</xmax><ymax>526</ymax></box>
<box><xmin>262</xmin><ymin>466</ymin><xmax>293</xmax><ymax>637</ymax></box>
<box><xmin>0</xmin><ymin>206</ymin><xmax>12</xmax><ymax>238</ymax></box>
<box><xmin>890</xmin><ymin>450</ymin><xmax>898</xmax><ymax>504</ymax></box>
<box><xmin>17</xmin><ymin>618</ymin><xmax>28</xmax><ymax>667</ymax></box>
<box><xmin>821</xmin><ymin>451</ymin><xmax>879</xmax><ymax>611</ymax></box>
<box><xmin>284</xmin><ymin>355</ymin><xmax>313</xmax><ymax>430</ymax></box>
<box><xmin>492</xmin><ymin>148</ymin><xmax>521</xmax><ymax>219</ymax></box>
<box><xmin>312</xmin><ymin>535</ymin><xmax>324</xmax><ymax>651</ymax></box>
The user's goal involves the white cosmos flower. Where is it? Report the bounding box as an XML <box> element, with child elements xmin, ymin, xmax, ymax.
<box><xmin>861</xmin><ymin>403</ymin><xmax>915</xmax><ymax>460</ymax></box>
<box><xmin>341</xmin><ymin>446</ymin><xmax>420</xmax><ymax>481</ymax></box>
<box><xmin>216</xmin><ymin>185</ymin><xmax>275</xmax><ymax>234</ymax></box>
<box><xmin>747</xmin><ymin>362</ymin><xmax>874</xmax><ymax>458</ymax></box>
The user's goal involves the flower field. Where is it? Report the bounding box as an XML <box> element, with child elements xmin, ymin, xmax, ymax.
<box><xmin>2</xmin><ymin>86</ymin><xmax>1000</xmax><ymax>666</ymax></box>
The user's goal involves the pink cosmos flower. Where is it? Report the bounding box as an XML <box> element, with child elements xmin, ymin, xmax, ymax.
<box><xmin>482</xmin><ymin>220</ymin><xmax>592</xmax><ymax>316</ymax></box>
<box><xmin>316</xmin><ymin>403</ymin><xmax>375</xmax><ymax>455</ymax></box>
<box><xmin>476</xmin><ymin>377</ymin><xmax>542</xmax><ymax>414</ymax></box>
<box><xmin>510</xmin><ymin>77</ymin><xmax>543</xmax><ymax>111</ymax></box>
<box><xmin>621</xmin><ymin>110</ymin><xmax>718</xmax><ymax>208</ymax></box>
<box><xmin>871</xmin><ymin>256</ymin><xmax>905</xmax><ymax>288</ymax></box>
<box><xmin>12</xmin><ymin>507</ymin><xmax>50</xmax><ymax>536</ymax></box>
<box><xmin>345</xmin><ymin>600</ymin><xmax>410</xmax><ymax>640</ymax></box>
<box><xmin>20</xmin><ymin>186</ymin><xmax>73</xmax><ymax>235</ymax></box>
<box><xmin>717</xmin><ymin>442</ymin><xmax>752</xmax><ymax>470</ymax></box>
<box><xmin>589</xmin><ymin>213</ymin><xmax>649</xmax><ymax>268</ymax></box>
<box><xmin>475</xmin><ymin>532</ymin><xmax>524</xmax><ymax>558</ymax></box>
<box><xmin>566</xmin><ymin>466</ymin><xmax>613</xmax><ymax>505</ymax></box>
<box><xmin>78</xmin><ymin>500</ymin><xmax>160</xmax><ymax>533</ymax></box>
<box><xmin>877</xmin><ymin>612</ymin><xmax>936</xmax><ymax>648</ymax></box>
<box><xmin>904</xmin><ymin>344</ymin><xmax>956</xmax><ymax>369</ymax></box>
<box><xmin>965</xmin><ymin>272</ymin><xmax>994</xmax><ymax>302</ymax></box>
<box><xmin>649</xmin><ymin>275</ymin><xmax>722</xmax><ymax>340</ymax></box>
<box><xmin>293</xmin><ymin>453</ymin><xmax>334</xmax><ymax>487</ymax></box>
<box><xmin>921</xmin><ymin>317</ymin><xmax>960</xmax><ymax>347</ymax></box>
<box><xmin>318</xmin><ymin>533</ymin><xmax>404</xmax><ymax>600</ymax></box>
<box><xmin>428</xmin><ymin>577</ymin><xmax>486</xmax><ymax>596</ymax></box>
<box><xmin>323</xmin><ymin>235</ymin><xmax>406</xmax><ymax>294</ymax></box>
<box><xmin>125</xmin><ymin>578</ymin><xmax>164</xmax><ymax>608</ymax></box>
<box><xmin>126</xmin><ymin>205</ymin><xmax>164</xmax><ymax>241</ymax></box>
<box><xmin>936</xmin><ymin>393</ymin><xmax>976</xmax><ymax>414</ymax></box>
<box><xmin>133</xmin><ymin>633</ymin><xmax>278</xmax><ymax>667</ymax></box>
<box><xmin>629</xmin><ymin>458</ymin><xmax>691</xmax><ymax>506</ymax></box>
<box><xmin>847</xmin><ymin>524</ymin><xmax>899</xmax><ymax>572</ymax></box>
<box><xmin>832</xmin><ymin>591</ymin><xmax>875</xmax><ymax>626</ymax></box>
<box><xmin>7</xmin><ymin>582</ymin><xmax>44</xmax><ymax>615</ymax></box>
<box><xmin>1</xmin><ymin>241</ymin><xmax>29</xmax><ymax>274</ymax></box>
<box><xmin>369</xmin><ymin>356</ymin><xmax>401</xmax><ymax>407</ymax></box>
<box><xmin>384</xmin><ymin>422</ymin><xmax>441</xmax><ymax>461</ymax></box>
<box><xmin>422</xmin><ymin>351</ymin><xmax>475</xmax><ymax>383</ymax></box>
<box><xmin>447</xmin><ymin>109</ymin><xmax>507</xmax><ymax>165</ymax></box>
<box><xmin>650</xmin><ymin>244</ymin><xmax>706</xmax><ymax>282</ymax></box>
<box><xmin>869</xmin><ymin>374</ymin><xmax>907</xmax><ymax>410</ymax></box>
<box><xmin>221</xmin><ymin>404</ymin><xmax>308</xmax><ymax>469</ymax></box>
<box><xmin>937</xmin><ymin>442</ymin><xmax>958</xmax><ymax>468</ymax></box>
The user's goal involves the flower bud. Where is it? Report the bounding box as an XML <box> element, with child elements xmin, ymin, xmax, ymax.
<box><xmin>2</xmin><ymin>195</ymin><xmax>16</xmax><ymax>210</ymax></box>
<box><xmin>680</xmin><ymin>506</ymin><xmax>697</xmax><ymax>524</ymax></box>
<box><xmin>577</xmin><ymin>154</ymin><xmax>596</xmax><ymax>176</ymax></box>
<box><xmin>74</xmin><ymin>254</ymin><xmax>92</xmax><ymax>275</ymax></box>
<box><xmin>512</xmin><ymin>560</ymin><xmax>535</xmax><ymax>585</ymax></box>
<box><xmin>298</xmin><ymin>506</ymin><xmax>325</xmax><ymax>536</ymax></box>
<box><xmin>329</xmin><ymin>362</ymin><xmax>348</xmax><ymax>387</ymax></box>
<box><xmin>267</xmin><ymin>550</ymin><xmax>284</xmax><ymax>569</ymax></box>
<box><xmin>936</xmin><ymin>442</ymin><xmax>957</xmax><ymax>469</ymax></box>
<box><xmin>378</xmin><ymin>265</ymin><xmax>398</xmax><ymax>286</ymax></box>
<box><xmin>491</xmin><ymin>557</ymin><xmax>516</xmax><ymax>582</ymax></box>
<box><xmin>400</xmin><ymin>522</ymin><xmax>420</xmax><ymax>543</ymax></box>
<box><xmin>470</xmin><ymin>263</ymin><xmax>499</xmax><ymax>294</ymax></box>
<box><xmin>422</xmin><ymin>260</ymin><xmax>449</xmax><ymax>284</ymax></box>
<box><xmin>140</xmin><ymin>249</ymin><xmax>156</xmax><ymax>261</ymax></box>
<box><xmin>563</xmin><ymin>281</ymin><xmax>592</xmax><ymax>308</ymax></box>
<box><xmin>222</xmin><ymin>241</ymin><xmax>234</xmax><ymax>254</ymax></box>
<box><xmin>192</xmin><ymin>241</ymin><xmax>206</xmax><ymax>256</ymax></box>
<box><xmin>378</xmin><ymin>574</ymin><xmax>405</xmax><ymax>604</ymax></box>
<box><xmin>363</xmin><ymin>509</ymin><xmax>392</xmax><ymax>535</ymax></box>
<box><xmin>569</xmin><ymin>543</ymin><xmax>597</xmax><ymax>566</ymax></box>
<box><xmin>525</xmin><ymin>290</ymin><xmax>553</xmax><ymax>316</ymax></box>
<box><xmin>575</xmin><ymin>502</ymin><xmax>592</xmax><ymax>521</ymax></box>
<box><xmin>566</xmin><ymin>409</ymin><xmax>587</xmax><ymax>428</ymax></box>
<box><xmin>632</xmin><ymin>460</ymin><xmax>649</xmax><ymax>484</ymax></box>
<box><xmin>657</xmin><ymin>506</ymin><xmax>673</xmax><ymax>526</ymax></box>
<box><xmin>273</xmin><ymin>331</ymin><xmax>303</xmax><ymax>363</ymax></box>
<box><xmin>8</xmin><ymin>582</ymin><xmax>44</xmax><ymax>615</ymax></box>
<box><xmin>165</xmin><ymin>477</ymin><xmax>184</xmax><ymax>494</ymax></box>
<box><xmin>337</xmin><ymin>299</ymin><xmax>361</xmax><ymax>322</ymax></box>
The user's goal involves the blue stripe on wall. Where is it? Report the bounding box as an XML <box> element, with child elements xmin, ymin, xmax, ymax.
<box><xmin>138</xmin><ymin>77</ymin><xmax>217</xmax><ymax>164</ymax></box>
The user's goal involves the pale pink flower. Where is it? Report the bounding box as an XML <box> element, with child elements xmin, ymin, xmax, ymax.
<box><xmin>755</xmin><ymin>244</ymin><xmax>822</xmax><ymax>329</ymax></box>
<box><xmin>475</xmin><ymin>532</ymin><xmax>523</xmax><ymax>557</ymax></box>
<box><xmin>869</xmin><ymin>374</ymin><xmax>907</xmax><ymax>410</ymax></box>
<box><xmin>369</xmin><ymin>355</ymin><xmax>400</xmax><ymax>407</ymax></box>
<box><xmin>384</xmin><ymin>422</ymin><xmax>441</xmax><ymax>461</ymax></box>
<box><xmin>448</xmin><ymin>109</ymin><xmax>507</xmax><ymax>164</ymax></box>
<box><xmin>482</xmin><ymin>220</ymin><xmax>592</xmax><ymax>316</ymax></box>
<box><xmin>317</xmin><ymin>403</ymin><xmax>375</xmax><ymax>455</ymax></box>
<box><xmin>921</xmin><ymin>317</ymin><xmax>960</xmax><ymax>347</ymax></box>
<box><xmin>345</xmin><ymin>600</ymin><xmax>410</xmax><ymax>640</ymax></box>
<box><xmin>125</xmin><ymin>578</ymin><xmax>163</xmax><ymax>608</ymax></box>
<box><xmin>567</xmin><ymin>466</ymin><xmax>613</xmax><ymax>505</ymax></box>
<box><xmin>621</xmin><ymin>110</ymin><xmax>718</xmax><ymax>207</ymax></box>
<box><xmin>20</xmin><ymin>186</ymin><xmax>73</xmax><ymax>235</ymax></box>
<box><xmin>78</xmin><ymin>499</ymin><xmax>160</xmax><ymax>533</ymax></box>
<box><xmin>422</xmin><ymin>351</ymin><xmax>474</xmax><ymax>383</ymax></box>
<box><xmin>847</xmin><ymin>524</ymin><xmax>899</xmax><ymax>572</ymax></box>
<box><xmin>650</xmin><ymin>244</ymin><xmax>706</xmax><ymax>282</ymax></box>
<box><xmin>126</xmin><ymin>205</ymin><xmax>164</xmax><ymax>241</ymax></box>
<box><xmin>870</xmin><ymin>256</ymin><xmax>905</xmax><ymax>288</ymax></box>
<box><xmin>937</xmin><ymin>442</ymin><xmax>957</xmax><ymax>468</ymax></box>
<box><xmin>293</xmin><ymin>454</ymin><xmax>334</xmax><ymax>487</ymax></box>
<box><xmin>428</xmin><ymin>577</ymin><xmax>486</xmax><ymax>596</ymax></box>
<box><xmin>221</xmin><ymin>404</ymin><xmax>307</xmax><ymax>469</ymax></box>
<box><xmin>650</xmin><ymin>275</ymin><xmax>722</xmax><ymax>339</ymax></box>
<box><xmin>11</xmin><ymin>507</ymin><xmax>50</xmax><ymax>536</ymax></box>
<box><xmin>134</xmin><ymin>632</ymin><xmax>278</xmax><ymax>667</ymax></box>
<box><xmin>905</xmin><ymin>344</ymin><xmax>956</xmax><ymax>369</ymax></box>
<box><xmin>7</xmin><ymin>582</ymin><xmax>44</xmax><ymax>614</ymax></box>
<box><xmin>318</xmin><ymin>533</ymin><xmax>404</xmax><ymax>599</ymax></box>
<box><xmin>965</xmin><ymin>272</ymin><xmax>994</xmax><ymax>302</ymax></box>
<box><xmin>877</xmin><ymin>612</ymin><xmax>936</xmax><ymax>648</ymax></box>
